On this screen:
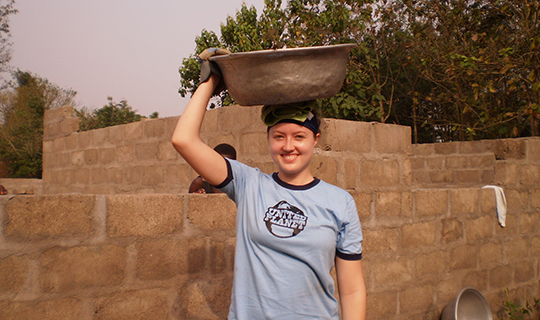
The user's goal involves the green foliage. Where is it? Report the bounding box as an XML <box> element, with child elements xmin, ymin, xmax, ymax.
<box><xmin>0</xmin><ymin>0</ymin><xmax>17</xmax><ymax>84</ymax></box>
<box><xmin>502</xmin><ymin>295</ymin><xmax>540</xmax><ymax>320</ymax></box>
<box><xmin>0</xmin><ymin>71</ymin><xmax>77</xmax><ymax>178</ymax></box>
<box><xmin>178</xmin><ymin>0</ymin><xmax>540</xmax><ymax>142</ymax></box>
<box><xmin>75</xmin><ymin>97</ymin><xmax>148</xmax><ymax>131</ymax></box>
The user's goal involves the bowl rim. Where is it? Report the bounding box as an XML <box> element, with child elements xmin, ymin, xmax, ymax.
<box><xmin>209</xmin><ymin>43</ymin><xmax>357</xmax><ymax>61</ymax></box>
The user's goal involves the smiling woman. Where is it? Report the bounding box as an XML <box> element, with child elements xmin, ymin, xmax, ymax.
<box><xmin>171</xmin><ymin>47</ymin><xmax>366</xmax><ymax>319</ymax></box>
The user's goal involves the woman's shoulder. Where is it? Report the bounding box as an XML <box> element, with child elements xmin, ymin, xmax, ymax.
<box><xmin>316</xmin><ymin>179</ymin><xmax>355</xmax><ymax>200</ymax></box>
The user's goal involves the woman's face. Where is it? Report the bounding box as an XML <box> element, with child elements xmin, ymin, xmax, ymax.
<box><xmin>268</xmin><ymin>122</ymin><xmax>320</xmax><ymax>185</ymax></box>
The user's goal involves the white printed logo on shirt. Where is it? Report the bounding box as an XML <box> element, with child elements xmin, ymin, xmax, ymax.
<box><xmin>263</xmin><ymin>201</ymin><xmax>308</xmax><ymax>238</ymax></box>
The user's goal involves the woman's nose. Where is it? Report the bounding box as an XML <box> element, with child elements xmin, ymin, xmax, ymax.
<box><xmin>283</xmin><ymin>138</ymin><xmax>295</xmax><ymax>151</ymax></box>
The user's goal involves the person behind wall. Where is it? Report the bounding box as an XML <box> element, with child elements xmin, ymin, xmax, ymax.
<box><xmin>0</xmin><ymin>185</ymin><xmax>7</xmax><ymax>195</ymax></box>
<box><xmin>188</xmin><ymin>143</ymin><xmax>237</xmax><ymax>194</ymax></box>
<box><xmin>171</xmin><ymin>48</ymin><xmax>366</xmax><ymax>320</ymax></box>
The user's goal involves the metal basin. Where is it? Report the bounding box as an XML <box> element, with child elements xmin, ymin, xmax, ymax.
<box><xmin>209</xmin><ymin>43</ymin><xmax>356</xmax><ymax>106</ymax></box>
<box><xmin>441</xmin><ymin>288</ymin><xmax>493</xmax><ymax>320</ymax></box>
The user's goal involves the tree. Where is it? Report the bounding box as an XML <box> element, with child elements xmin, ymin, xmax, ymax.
<box><xmin>178</xmin><ymin>0</ymin><xmax>540</xmax><ymax>142</ymax></box>
<box><xmin>0</xmin><ymin>71</ymin><xmax>77</xmax><ymax>178</ymax></box>
<box><xmin>75</xmin><ymin>97</ymin><xmax>149</xmax><ymax>131</ymax></box>
<box><xmin>0</xmin><ymin>0</ymin><xmax>17</xmax><ymax>85</ymax></box>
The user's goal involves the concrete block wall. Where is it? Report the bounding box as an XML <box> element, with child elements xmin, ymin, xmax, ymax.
<box><xmin>411</xmin><ymin>138</ymin><xmax>540</xmax><ymax>189</ymax></box>
<box><xmin>0</xmin><ymin>179</ymin><xmax>42</xmax><ymax>195</ymax></box>
<box><xmin>41</xmin><ymin>105</ymin><xmax>412</xmax><ymax>195</ymax></box>
<box><xmin>1</xmin><ymin>187</ymin><xmax>538</xmax><ymax>319</ymax></box>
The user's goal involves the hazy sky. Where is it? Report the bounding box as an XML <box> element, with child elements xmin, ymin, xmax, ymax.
<box><xmin>9</xmin><ymin>0</ymin><xmax>265</xmax><ymax>117</ymax></box>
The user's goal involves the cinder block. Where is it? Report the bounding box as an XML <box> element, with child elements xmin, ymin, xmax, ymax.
<box><xmin>136</xmin><ymin>237</ymin><xmax>206</xmax><ymax>280</ymax></box>
<box><xmin>479</xmin><ymin>242</ymin><xmax>502</xmax><ymax>265</ymax></box>
<box><xmin>92</xmin><ymin>289</ymin><xmax>171</xmax><ymax>320</ymax></box>
<box><xmin>414</xmin><ymin>250</ymin><xmax>447</xmax><ymax>277</ymax></box>
<box><xmin>399</xmin><ymin>285</ymin><xmax>434</xmax><ymax>315</ymax></box>
<box><xmin>177</xmin><ymin>278</ymin><xmax>232</xmax><ymax>320</ymax></box>
<box><xmin>84</xmin><ymin>149</ymin><xmax>99</xmax><ymax>166</ymax></box>
<box><xmin>370</xmin><ymin>257</ymin><xmax>412</xmax><ymax>287</ymax></box>
<box><xmin>164</xmin><ymin>163</ymin><xmax>193</xmax><ymax>187</ymax></box>
<box><xmin>437</xmin><ymin>281</ymin><xmax>463</xmax><ymax>310</ymax></box>
<box><xmin>134</xmin><ymin>142</ymin><xmax>158</xmax><ymax>161</ymax></box>
<box><xmin>411</xmin><ymin>157</ymin><xmax>425</xmax><ymax>170</ymax></box>
<box><xmin>42</xmin><ymin>152</ymin><xmax>58</xmax><ymax>170</ymax></box>
<box><xmin>495</xmin><ymin>139</ymin><xmax>526</xmax><ymax>160</ymax></box>
<box><xmin>450</xmin><ymin>245</ymin><xmax>477</xmax><ymax>270</ymax></box>
<box><xmin>412</xmin><ymin>143</ymin><xmax>434</xmax><ymax>156</ymax></box>
<box><xmin>106</xmin><ymin>124</ymin><xmax>125</xmax><ymax>145</ymax></box>
<box><xmin>519</xmin><ymin>165</ymin><xmax>540</xmax><ymax>186</ymax></box>
<box><xmin>52</xmin><ymin>137</ymin><xmax>65</xmax><ymax>153</ymax></box>
<box><xmin>0</xmin><ymin>298</ymin><xmax>84</xmax><ymax>320</ymax></box>
<box><xmin>107</xmin><ymin>194</ymin><xmax>184</xmax><ymax>237</ymax></box>
<box><xmin>505</xmin><ymin>237</ymin><xmax>529</xmax><ymax>262</ymax></box>
<box><xmin>77</xmin><ymin>131</ymin><xmax>92</xmax><ymax>149</ymax></box>
<box><xmin>91</xmin><ymin>168</ymin><xmax>107</xmax><ymax>185</ymax></box>
<box><xmin>99</xmin><ymin>148</ymin><xmax>116</xmax><ymax>164</ymax></box>
<box><xmin>40</xmin><ymin>245</ymin><xmax>126</xmax><ymax>292</ymax></box>
<box><xmin>0</xmin><ymin>255</ymin><xmax>29</xmax><ymax>293</ymax></box>
<box><xmin>531</xmin><ymin>236</ymin><xmax>540</xmax><ymax>258</ymax></box>
<box><xmin>57</xmin><ymin>152</ymin><xmax>71</xmax><ymax>168</ymax></box>
<box><xmin>239</xmin><ymin>132</ymin><xmax>268</xmax><ymax>156</ymax></box>
<box><xmin>505</xmin><ymin>189</ymin><xmax>528</xmax><ymax>212</ymax></box>
<box><xmin>518</xmin><ymin>212</ymin><xmax>539</xmax><ymax>234</ymax></box>
<box><xmin>209</xmin><ymin>240</ymin><xmax>230</xmax><ymax>274</ymax></box>
<box><xmin>106</xmin><ymin>167</ymin><xmax>123</xmax><ymax>184</ymax></box>
<box><xmin>363</xmin><ymin>228</ymin><xmax>399</xmax><ymax>253</ymax></box>
<box><xmin>450</xmin><ymin>189</ymin><xmax>479</xmax><ymax>216</ymax></box>
<box><xmin>142</xmin><ymin>166</ymin><xmax>164</xmax><ymax>186</ymax></box>
<box><xmin>434</xmin><ymin>142</ymin><xmax>457</xmax><ymax>155</ymax></box>
<box><xmin>426</xmin><ymin>157</ymin><xmax>444</xmax><ymax>170</ymax></box>
<box><xmin>414</xmin><ymin>190</ymin><xmax>447</xmax><ymax>217</ymax></box>
<box><xmin>73</xmin><ymin>168</ymin><xmax>90</xmax><ymax>185</ymax></box>
<box><xmin>60</xmin><ymin>117</ymin><xmax>79</xmax><ymax>136</ymax></box>
<box><xmin>163</xmin><ymin>115</ymin><xmax>180</xmax><ymax>139</ymax></box>
<box><xmin>116</xmin><ymin>145</ymin><xmax>134</xmax><ymax>163</ymax></box>
<box><xmin>319</xmin><ymin>119</ymin><xmax>372</xmax><ymax>153</ymax></box>
<box><xmin>344</xmin><ymin>158</ymin><xmax>359</xmax><ymax>189</ymax></box>
<box><xmin>494</xmin><ymin>161</ymin><xmax>518</xmax><ymax>186</ymax></box>
<box><xmin>527</xmin><ymin>138</ymin><xmax>540</xmax><ymax>162</ymax></box>
<box><xmin>462</xmin><ymin>270</ymin><xmax>488</xmax><ymax>292</ymax></box>
<box><xmin>489</xmin><ymin>265</ymin><xmax>512</xmax><ymax>288</ymax></box>
<box><xmin>465</xmin><ymin>215</ymin><xmax>494</xmax><ymax>241</ymax></box>
<box><xmin>469</xmin><ymin>154</ymin><xmax>495</xmax><ymax>168</ymax></box>
<box><xmin>441</xmin><ymin>218</ymin><xmax>464</xmax><ymax>244</ymax></box>
<box><xmin>402</xmin><ymin>221</ymin><xmax>435</xmax><ymax>248</ymax></box>
<box><xmin>445</xmin><ymin>156</ymin><xmax>468</xmax><ymax>169</ymax></box>
<box><xmin>350</xmin><ymin>191</ymin><xmax>372</xmax><ymax>220</ymax></box>
<box><xmin>310</xmin><ymin>153</ymin><xmax>338</xmax><ymax>185</ymax></box>
<box><xmin>158</xmin><ymin>141</ymin><xmax>179</xmax><ymax>161</ymax></box>
<box><xmin>187</xmin><ymin>194</ymin><xmax>236</xmax><ymax>231</ymax></box>
<box><xmin>431</xmin><ymin>170</ymin><xmax>453</xmax><ymax>184</ymax></box>
<box><xmin>92</xmin><ymin>128</ymin><xmax>109</xmax><ymax>147</ymax></box>
<box><xmin>366</xmin><ymin>291</ymin><xmax>397</xmax><ymax>318</ymax></box>
<box><xmin>144</xmin><ymin>118</ymin><xmax>166</xmax><ymax>139</ymax></box>
<box><xmin>375</xmin><ymin>192</ymin><xmax>412</xmax><ymax>218</ymax></box>
<box><xmin>4</xmin><ymin>195</ymin><xmax>95</xmax><ymax>240</ymax></box>
<box><xmin>122</xmin><ymin>165</ymin><xmax>144</xmax><ymax>185</ymax></box>
<box><xmin>360</xmin><ymin>160</ymin><xmax>400</xmax><ymax>187</ymax></box>
<box><xmin>531</xmin><ymin>189</ymin><xmax>540</xmax><ymax>211</ymax></box>
<box><xmin>217</xmin><ymin>104</ymin><xmax>265</xmax><ymax>133</ymax></box>
<box><xmin>412</xmin><ymin>171</ymin><xmax>430</xmax><ymax>184</ymax></box>
<box><xmin>373</xmin><ymin>122</ymin><xmax>411</xmax><ymax>154</ymax></box>
<box><xmin>454</xmin><ymin>170</ymin><xmax>481</xmax><ymax>184</ymax></box>
<box><xmin>514</xmin><ymin>261</ymin><xmax>535</xmax><ymax>283</ymax></box>
<box><xmin>124</xmin><ymin>121</ymin><xmax>144</xmax><ymax>143</ymax></box>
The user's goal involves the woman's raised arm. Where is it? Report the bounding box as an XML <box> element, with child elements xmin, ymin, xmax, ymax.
<box><xmin>171</xmin><ymin>74</ymin><xmax>229</xmax><ymax>186</ymax></box>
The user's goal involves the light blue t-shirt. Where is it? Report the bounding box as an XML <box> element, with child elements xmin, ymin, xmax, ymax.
<box><xmin>217</xmin><ymin>159</ymin><xmax>363</xmax><ymax>320</ymax></box>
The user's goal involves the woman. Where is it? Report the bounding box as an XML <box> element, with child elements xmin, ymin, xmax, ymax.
<box><xmin>172</xmin><ymin>72</ymin><xmax>366</xmax><ymax>319</ymax></box>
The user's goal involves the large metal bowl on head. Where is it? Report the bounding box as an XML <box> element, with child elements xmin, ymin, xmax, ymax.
<box><xmin>209</xmin><ymin>43</ymin><xmax>356</xmax><ymax>106</ymax></box>
<box><xmin>441</xmin><ymin>287</ymin><xmax>493</xmax><ymax>320</ymax></box>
